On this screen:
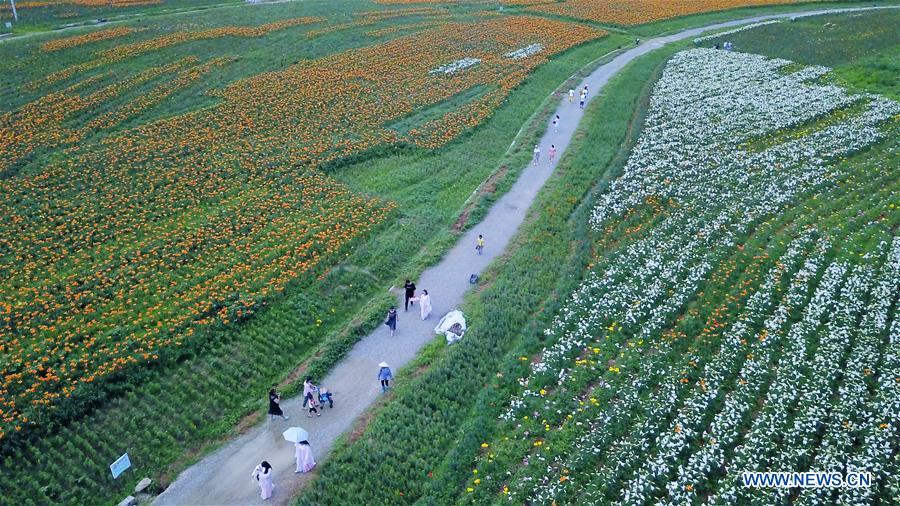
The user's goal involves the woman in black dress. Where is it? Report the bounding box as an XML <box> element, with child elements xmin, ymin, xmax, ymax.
<box><xmin>268</xmin><ymin>388</ymin><xmax>289</xmax><ymax>421</ymax></box>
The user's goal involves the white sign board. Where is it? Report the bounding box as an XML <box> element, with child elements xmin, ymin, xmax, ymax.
<box><xmin>110</xmin><ymin>453</ymin><xmax>131</xmax><ymax>479</ymax></box>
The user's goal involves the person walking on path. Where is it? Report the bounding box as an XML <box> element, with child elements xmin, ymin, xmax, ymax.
<box><xmin>403</xmin><ymin>279</ymin><xmax>416</xmax><ymax>311</ymax></box>
<box><xmin>476</xmin><ymin>234</ymin><xmax>484</xmax><ymax>256</ymax></box>
<box><xmin>250</xmin><ymin>461</ymin><xmax>274</xmax><ymax>500</ymax></box>
<box><xmin>410</xmin><ymin>289</ymin><xmax>432</xmax><ymax>320</ymax></box>
<box><xmin>268</xmin><ymin>388</ymin><xmax>289</xmax><ymax>421</ymax></box>
<box><xmin>532</xmin><ymin>144</ymin><xmax>540</xmax><ymax>165</ymax></box>
<box><xmin>579</xmin><ymin>95</ymin><xmax>585</xmax><ymax>110</ymax></box>
<box><xmin>305</xmin><ymin>391</ymin><xmax>321</xmax><ymax>417</ymax></box>
<box><xmin>294</xmin><ymin>441</ymin><xmax>316</xmax><ymax>473</ymax></box>
<box><xmin>302</xmin><ymin>376</ymin><xmax>315</xmax><ymax>407</ymax></box>
<box><xmin>568</xmin><ymin>88</ymin><xmax>574</xmax><ymax>102</ymax></box>
<box><xmin>548</xmin><ymin>144</ymin><xmax>557</xmax><ymax>164</ymax></box>
<box><xmin>384</xmin><ymin>307</ymin><xmax>398</xmax><ymax>336</ymax></box>
<box><xmin>552</xmin><ymin>114</ymin><xmax>559</xmax><ymax>133</ymax></box>
<box><xmin>378</xmin><ymin>362</ymin><xmax>393</xmax><ymax>392</ymax></box>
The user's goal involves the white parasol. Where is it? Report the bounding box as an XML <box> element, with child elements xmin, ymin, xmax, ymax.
<box><xmin>282</xmin><ymin>427</ymin><xmax>309</xmax><ymax>443</ymax></box>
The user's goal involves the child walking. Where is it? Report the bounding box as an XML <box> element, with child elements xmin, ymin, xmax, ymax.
<box><xmin>305</xmin><ymin>391</ymin><xmax>321</xmax><ymax>417</ymax></box>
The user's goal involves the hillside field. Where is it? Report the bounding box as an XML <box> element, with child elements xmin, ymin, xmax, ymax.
<box><xmin>0</xmin><ymin>1</ymin><xmax>896</xmax><ymax>505</ymax></box>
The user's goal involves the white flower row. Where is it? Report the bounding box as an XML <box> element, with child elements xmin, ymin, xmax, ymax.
<box><xmin>709</xmin><ymin>252</ymin><xmax>846</xmax><ymax>504</ymax></box>
<box><xmin>620</xmin><ymin>236</ymin><xmax>812</xmax><ymax>504</ymax></box>
<box><xmin>662</xmin><ymin>240</ymin><xmax>828</xmax><ymax>505</ymax></box>
<box><xmin>505</xmin><ymin>43</ymin><xmax>544</xmax><ymax>59</ymax></box>
<box><xmin>762</xmin><ymin>262</ymin><xmax>874</xmax><ymax>504</ymax></box>
<box><xmin>428</xmin><ymin>57</ymin><xmax>481</xmax><ymax>75</ymax></box>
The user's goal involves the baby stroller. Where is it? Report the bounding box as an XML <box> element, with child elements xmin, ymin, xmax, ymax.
<box><xmin>316</xmin><ymin>387</ymin><xmax>334</xmax><ymax>409</ymax></box>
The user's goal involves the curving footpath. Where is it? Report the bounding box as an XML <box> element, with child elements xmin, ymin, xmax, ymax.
<box><xmin>153</xmin><ymin>6</ymin><xmax>893</xmax><ymax>505</ymax></box>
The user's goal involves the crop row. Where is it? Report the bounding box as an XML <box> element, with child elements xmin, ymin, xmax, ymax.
<box><xmin>521</xmin><ymin>0</ymin><xmax>805</xmax><ymax>26</ymax></box>
<box><xmin>32</xmin><ymin>15</ymin><xmax>325</xmax><ymax>88</ymax></box>
<box><xmin>372</xmin><ymin>0</ymin><xmax>808</xmax><ymax>26</ymax></box>
<box><xmin>40</xmin><ymin>27</ymin><xmax>140</xmax><ymax>52</ymax></box>
<box><xmin>0</xmin><ymin>55</ymin><xmax>227</xmax><ymax>174</ymax></box>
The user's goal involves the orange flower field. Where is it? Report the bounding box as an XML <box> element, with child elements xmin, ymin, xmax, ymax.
<box><xmin>0</xmin><ymin>14</ymin><xmax>604</xmax><ymax>441</ymax></box>
<box><xmin>372</xmin><ymin>0</ymin><xmax>809</xmax><ymax>25</ymax></box>
<box><xmin>520</xmin><ymin>0</ymin><xmax>810</xmax><ymax>25</ymax></box>
<box><xmin>32</xmin><ymin>16</ymin><xmax>324</xmax><ymax>88</ymax></box>
<box><xmin>40</xmin><ymin>27</ymin><xmax>139</xmax><ymax>52</ymax></box>
<box><xmin>1</xmin><ymin>0</ymin><xmax>159</xmax><ymax>8</ymax></box>
<box><xmin>2</xmin><ymin>56</ymin><xmax>210</xmax><ymax>173</ymax></box>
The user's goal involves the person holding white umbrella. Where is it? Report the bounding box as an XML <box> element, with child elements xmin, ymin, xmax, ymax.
<box><xmin>282</xmin><ymin>427</ymin><xmax>316</xmax><ymax>473</ymax></box>
<box><xmin>294</xmin><ymin>441</ymin><xmax>316</xmax><ymax>473</ymax></box>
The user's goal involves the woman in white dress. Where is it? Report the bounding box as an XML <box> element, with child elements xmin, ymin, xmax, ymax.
<box><xmin>295</xmin><ymin>440</ymin><xmax>316</xmax><ymax>473</ymax></box>
<box><xmin>412</xmin><ymin>289</ymin><xmax>432</xmax><ymax>320</ymax></box>
<box><xmin>250</xmin><ymin>461</ymin><xmax>274</xmax><ymax>500</ymax></box>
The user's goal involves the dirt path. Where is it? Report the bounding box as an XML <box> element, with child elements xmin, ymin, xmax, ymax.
<box><xmin>152</xmin><ymin>6</ymin><xmax>893</xmax><ymax>505</ymax></box>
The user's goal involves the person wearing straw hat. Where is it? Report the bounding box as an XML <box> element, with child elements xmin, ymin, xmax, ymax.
<box><xmin>294</xmin><ymin>440</ymin><xmax>316</xmax><ymax>473</ymax></box>
<box><xmin>378</xmin><ymin>362</ymin><xmax>393</xmax><ymax>392</ymax></box>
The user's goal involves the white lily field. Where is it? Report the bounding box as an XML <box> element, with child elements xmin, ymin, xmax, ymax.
<box><xmin>490</xmin><ymin>48</ymin><xmax>898</xmax><ymax>505</ymax></box>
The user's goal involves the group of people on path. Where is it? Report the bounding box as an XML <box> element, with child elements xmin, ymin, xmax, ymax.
<box><xmin>245</xmin><ymin>75</ymin><xmax>591</xmax><ymax>501</ymax></box>
<box><xmin>269</xmin><ymin>377</ymin><xmax>335</xmax><ymax>422</ymax></box>
<box><xmin>249</xmin><ymin>439</ymin><xmax>316</xmax><ymax>500</ymax></box>
<box><xmin>303</xmin><ymin>376</ymin><xmax>333</xmax><ymax>416</ymax></box>
<box><xmin>536</xmin><ymin>84</ymin><xmax>588</xmax><ymax>166</ymax></box>
<box><xmin>532</xmin><ymin>144</ymin><xmax>557</xmax><ymax>165</ymax></box>
<box><xmin>569</xmin><ymin>83</ymin><xmax>589</xmax><ymax>108</ymax></box>
<box><xmin>385</xmin><ymin>278</ymin><xmax>433</xmax><ymax>336</ymax></box>
<box><xmin>255</xmin><ymin>382</ymin><xmax>325</xmax><ymax>500</ymax></box>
